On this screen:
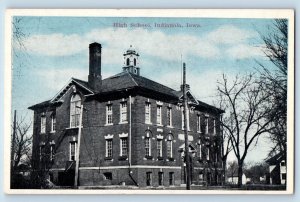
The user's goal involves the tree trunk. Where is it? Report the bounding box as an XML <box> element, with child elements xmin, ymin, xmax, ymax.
<box><xmin>237</xmin><ymin>161</ymin><xmax>244</xmax><ymax>188</ymax></box>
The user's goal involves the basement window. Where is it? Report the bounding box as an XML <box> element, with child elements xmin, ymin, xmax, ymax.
<box><xmin>104</xmin><ymin>172</ymin><xmax>112</xmax><ymax>180</ymax></box>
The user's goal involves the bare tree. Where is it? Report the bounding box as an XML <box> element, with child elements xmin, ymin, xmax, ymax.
<box><xmin>217</xmin><ymin>73</ymin><xmax>273</xmax><ymax>187</ymax></box>
<box><xmin>257</xmin><ymin>19</ymin><xmax>288</xmax><ymax>159</ymax></box>
<box><xmin>11</xmin><ymin>115</ymin><xmax>32</xmax><ymax>171</ymax></box>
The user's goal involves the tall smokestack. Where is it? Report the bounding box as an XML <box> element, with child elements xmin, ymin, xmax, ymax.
<box><xmin>88</xmin><ymin>42</ymin><xmax>102</xmax><ymax>91</ymax></box>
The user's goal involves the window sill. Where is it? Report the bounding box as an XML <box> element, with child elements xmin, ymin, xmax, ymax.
<box><xmin>50</xmin><ymin>131</ymin><xmax>56</xmax><ymax>134</ymax></box>
<box><xmin>145</xmin><ymin>122</ymin><xmax>152</xmax><ymax>125</ymax></box>
<box><xmin>40</xmin><ymin>132</ymin><xmax>46</xmax><ymax>135</ymax></box>
<box><xmin>118</xmin><ymin>156</ymin><xmax>128</xmax><ymax>161</ymax></box>
<box><xmin>167</xmin><ymin>157</ymin><xmax>174</xmax><ymax>162</ymax></box>
<box><xmin>156</xmin><ymin>124</ymin><xmax>163</xmax><ymax>127</ymax></box>
<box><xmin>167</xmin><ymin>126</ymin><xmax>174</xmax><ymax>128</ymax></box>
<box><xmin>66</xmin><ymin>127</ymin><xmax>80</xmax><ymax>130</ymax></box>
<box><xmin>144</xmin><ymin>156</ymin><xmax>153</xmax><ymax>160</ymax></box>
<box><xmin>104</xmin><ymin>157</ymin><xmax>113</xmax><ymax>161</ymax></box>
<box><xmin>157</xmin><ymin>157</ymin><xmax>164</xmax><ymax>161</ymax></box>
<box><xmin>119</xmin><ymin>121</ymin><xmax>128</xmax><ymax>124</ymax></box>
<box><xmin>104</xmin><ymin>123</ymin><xmax>114</xmax><ymax>126</ymax></box>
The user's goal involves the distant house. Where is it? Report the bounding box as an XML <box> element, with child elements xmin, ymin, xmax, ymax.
<box><xmin>266</xmin><ymin>153</ymin><xmax>286</xmax><ymax>185</ymax></box>
<box><xmin>227</xmin><ymin>173</ymin><xmax>247</xmax><ymax>185</ymax></box>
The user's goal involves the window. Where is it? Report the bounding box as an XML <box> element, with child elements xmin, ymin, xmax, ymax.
<box><xmin>145</xmin><ymin>137</ymin><xmax>151</xmax><ymax>157</ymax></box>
<box><xmin>197</xmin><ymin>115</ymin><xmax>201</xmax><ymax>132</ymax></box>
<box><xmin>39</xmin><ymin>145</ymin><xmax>45</xmax><ymax>161</ymax></box>
<box><xmin>70</xmin><ymin>94</ymin><xmax>81</xmax><ymax>128</ymax></box>
<box><xmin>145</xmin><ymin>102</ymin><xmax>151</xmax><ymax>124</ymax></box>
<box><xmin>169</xmin><ymin>172</ymin><xmax>174</xmax><ymax>186</ymax></box>
<box><xmin>157</xmin><ymin>105</ymin><xmax>162</xmax><ymax>125</ymax></box>
<box><xmin>282</xmin><ymin>173</ymin><xmax>286</xmax><ymax>180</ymax></box>
<box><xmin>146</xmin><ymin>172</ymin><xmax>152</xmax><ymax>186</ymax></box>
<box><xmin>134</xmin><ymin>58</ymin><xmax>137</xmax><ymax>66</ymax></box>
<box><xmin>213</xmin><ymin>119</ymin><xmax>216</xmax><ymax>135</ymax></box>
<box><xmin>199</xmin><ymin>173</ymin><xmax>204</xmax><ymax>181</ymax></box>
<box><xmin>157</xmin><ymin>139</ymin><xmax>163</xmax><ymax>158</ymax></box>
<box><xmin>158</xmin><ymin>172</ymin><xmax>164</xmax><ymax>186</ymax></box>
<box><xmin>51</xmin><ymin>114</ymin><xmax>56</xmax><ymax>132</ymax></box>
<box><xmin>120</xmin><ymin>138</ymin><xmax>128</xmax><ymax>156</ymax></box>
<box><xmin>106</xmin><ymin>104</ymin><xmax>113</xmax><ymax>125</ymax></box>
<box><xmin>50</xmin><ymin>144</ymin><xmax>55</xmax><ymax>161</ymax></box>
<box><xmin>206</xmin><ymin>147</ymin><xmax>210</xmax><ymax>161</ymax></box>
<box><xmin>126</xmin><ymin>58</ymin><xmax>130</xmax><ymax>66</ymax></box>
<box><xmin>70</xmin><ymin>141</ymin><xmax>77</xmax><ymax>161</ymax></box>
<box><xmin>104</xmin><ymin>172</ymin><xmax>112</xmax><ymax>180</ymax></box>
<box><xmin>167</xmin><ymin>107</ymin><xmax>172</xmax><ymax>127</ymax></box>
<box><xmin>166</xmin><ymin>135</ymin><xmax>173</xmax><ymax>158</ymax></box>
<box><xmin>120</xmin><ymin>102</ymin><xmax>127</xmax><ymax>123</ymax></box>
<box><xmin>197</xmin><ymin>140</ymin><xmax>202</xmax><ymax>159</ymax></box>
<box><xmin>281</xmin><ymin>161</ymin><xmax>286</xmax><ymax>166</ymax></box>
<box><xmin>106</xmin><ymin>139</ymin><xmax>113</xmax><ymax>158</ymax></box>
<box><xmin>205</xmin><ymin>117</ymin><xmax>209</xmax><ymax>134</ymax></box>
<box><xmin>181</xmin><ymin>106</ymin><xmax>189</xmax><ymax>130</ymax></box>
<box><xmin>41</xmin><ymin>116</ymin><xmax>46</xmax><ymax>134</ymax></box>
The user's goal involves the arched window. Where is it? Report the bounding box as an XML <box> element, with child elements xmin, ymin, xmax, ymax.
<box><xmin>126</xmin><ymin>58</ymin><xmax>130</xmax><ymax>66</ymax></box>
<box><xmin>145</xmin><ymin>130</ymin><xmax>152</xmax><ymax>157</ymax></box>
<box><xmin>166</xmin><ymin>134</ymin><xmax>174</xmax><ymax>158</ymax></box>
<box><xmin>70</xmin><ymin>94</ymin><xmax>81</xmax><ymax>128</ymax></box>
<box><xmin>134</xmin><ymin>58</ymin><xmax>137</xmax><ymax>66</ymax></box>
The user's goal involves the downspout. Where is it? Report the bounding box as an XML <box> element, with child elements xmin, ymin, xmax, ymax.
<box><xmin>128</xmin><ymin>95</ymin><xmax>138</xmax><ymax>186</ymax></box>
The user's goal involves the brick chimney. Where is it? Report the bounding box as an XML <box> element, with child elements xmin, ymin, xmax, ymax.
<box><xmin>88</xmin><ymin>42</ymin><xmax>102</xmax><ymax>91</ymax></box>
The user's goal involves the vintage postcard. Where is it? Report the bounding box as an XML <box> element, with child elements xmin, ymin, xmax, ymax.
<box><xmin>4</xmin><ymin>9</ymin><xmax>294</xmax><ymax>194</ymax></box>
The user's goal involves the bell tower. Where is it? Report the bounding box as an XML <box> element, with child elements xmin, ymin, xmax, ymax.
<box><xmin>123</xmin><ymin>45</ymin><xmax>140</xmax><ymax>76</ymax></box>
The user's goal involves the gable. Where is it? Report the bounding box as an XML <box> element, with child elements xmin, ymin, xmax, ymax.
<box><xmin>50</xmin><ymin>78</ymin><xmax>94</xmax><ymax>103</ymax></box>
<box><xmin>178</xmin><ymin>91</ymin><xmax>199</xmax><ymax>105</ymax></box>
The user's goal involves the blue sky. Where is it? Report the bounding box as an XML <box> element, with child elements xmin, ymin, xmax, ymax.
<box><xmin>12</xmin><ymin>16</ymin><xmax>279</xmax><ymax>163</ymax></box>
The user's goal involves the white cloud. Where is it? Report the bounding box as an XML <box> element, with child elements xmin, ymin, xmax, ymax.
<box><xmin>20</xmin><ymin>25</ymin><xmax>261</xmax><ymax>63</ymax></box>
<box><xmin>205</xmin><ymin>25</ymin><xmax>258</xmax><ymax>45</ymax></box>
<box><xmin>34</xmin><ymin>67</ymin><xmax>114</xmax><ymax>92</ymax></box>
<box><xmin>226</xmin><ymin>44</ymin><xmax>265</xmax><ymax>59</ymax></box>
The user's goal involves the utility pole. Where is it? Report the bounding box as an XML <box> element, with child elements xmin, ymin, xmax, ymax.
<box><xmin>183</xmin><ymin>63</ymin><xmax>191</xmax><ymax>190</ymax></box>
<box><xmin>11</xmin><ymin>110</ymin><xmax>17</xmax><ymax>173</ymax></box>
<box><xmin>74</xmin><ymin>105</ymin><xmax>83</xmax><ymax>188</ymax></box>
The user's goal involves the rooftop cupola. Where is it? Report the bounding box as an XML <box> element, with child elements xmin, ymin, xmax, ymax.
<box><xmin>123</xmin><ymin>45</ymin><xmax>140</xmax><ymax>76</ymax></box>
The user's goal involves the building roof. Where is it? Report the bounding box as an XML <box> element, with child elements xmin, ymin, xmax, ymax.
<box><xmin>266</xmin><ymin>153</ymin><xmax>285</xmax><ymax>165</ymax></box>
<box><xmin>29</xmin><ymin>71</ymin><xmax>224</xmax><ymax>113</ymax></box>
<box><xmin>101</xmin><ymin>71</ymin><xmax>177</xmax><ymax>97</ymax></box>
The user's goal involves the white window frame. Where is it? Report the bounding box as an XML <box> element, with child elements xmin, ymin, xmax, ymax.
<box><xmin>51</xmin><ymin>114</ymin><xmax>56</xmax><ymax>132</ymax></box>
<box><xmin>166</xmin><ymin>136</ymin><xmax>173</xmax><ymax>158</ymax></box>
<box><xmin>120</xmin><ymin>102</ymin><xmax>128</xmax><ymax>124</ymax></box>
<box><xmin>41</xmin><ymin>116</ymin><xmax>46</xmax><ymax>134</ymax></box>
<box><xmin>206</xmin><ymin>147</ymin><xmax>210</xmax><ymax>161</ymax></box>
<box><xmin>156</xmin><ymin>105</ymin><xmax>162</xmax><ymax>125</ymax></box>
<box><xmin>50</xmin><ymin>144</ymin><xmax>55</xmax><ymax>161</ymax></box>
<box><xmin>70</xmin><ymin>94</ymin><xmax>81</xmax><ymax>128</ymax></box>
<box><xmin>157</xmin><ymin>139</ymin><xmax>163</xmax><ymax>157</ymax></box>
<box><xmin>181</xmin><ymin>106</ymin><xmax>190</xmax><ymax>130</ymax></box>
<box><xmin>145</xmin><ymin>137</ymin><xmax>151</xmax><ymax>157</ymax></box>
<box><xmin>205</xmin><ymin>117</ymin><xmax>209</xmax><ymax>134</ymax></box>
<box><xmin>198</xmin><ymin>140</ymin><xmax>202</xmax><ymax>159</ymax></box>
<box><xmin>145</xmin><ymin>102</ymin><xmax>151</xmax><ymax>124</ymax></box>
<box><xmin>167</xmin><ymin>107</ymin><xmax>172</xmax><ymax>127</ymax></box>
<box><xmin>197</xmin><ymin>114</ymin><xmax>201</xmax><ymax>133</ymax></box>
<box><xmin>106</xmin><ymin>104</ymin><xmax>113</xmax><ymax>125</ymax></box>
<box><xmin>69</xmin><ymin>142</ymin><xmax>77</xmax><ymax>161</ymax></box>
<box><xmin>213</xmin><ymin>119</ymin><xmax>216</xmax><ymax>135</ymax></box>
<box><xmin>146</xmin><ymin>172</ymin><xmax>152</xmax><ymax>186</ymax></box>
<box><xmin>120</xmin><ymin>138</ymin><xmax>128</xmax><ymax>156</ymax></box>
<box><xmin>106</xmin><ymin>139</ymin><xmax>113</xmax><ymax>158</ymax></box>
